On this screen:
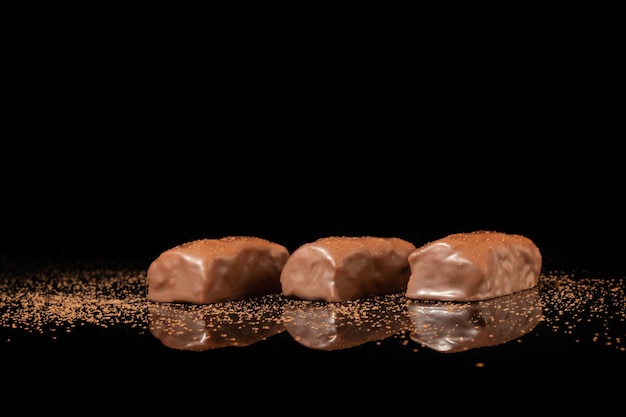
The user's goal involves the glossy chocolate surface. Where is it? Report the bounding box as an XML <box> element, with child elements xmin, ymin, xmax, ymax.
<box><xmin>406</xmin><ymin>231</ymin><xmax>542</xmax><ymax>301</ymax></box>
<box><xmin>280</xmin><ymin>236</ymin><xmax>416</xmax><ymax>301</ymax></box>
<box><xmin>147</xmin><ymin>236</ymin><xmax>289</xmax><ymax>304</ymax></box>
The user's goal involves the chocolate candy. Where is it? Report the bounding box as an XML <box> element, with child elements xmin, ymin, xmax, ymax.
<box><xmin>280</xmin><ymin>236</ymin><xmax>416</xmax><ymax>302</ymax></box>
<box><xmin>405</xmin><ymin>231</ymin><xmax>542</xmax><ymax>301</ymax></box>
<box><xmin>147</xmin><ymin>236</ymin><xmax>290</xmax><ymax>304</ymax></box>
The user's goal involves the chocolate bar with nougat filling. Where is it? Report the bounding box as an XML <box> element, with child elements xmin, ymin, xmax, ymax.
<box><xmin>405</xmin><ymin>230</ymin><xmax>542</xmax><ymax>301</ymax></box>
<box><xmin>147</xmin><ymin>236</ymin><xmax>289</xmax><ymax>304</ymax></box>
<box><xmin>280</xmin><ymin>236</ymin><xmax>416</xmax><ymax>302</ymax></box>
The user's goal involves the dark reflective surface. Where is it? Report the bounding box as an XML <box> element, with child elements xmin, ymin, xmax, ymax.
<box><xmin>407</xmin><ymin>287</ymin><xmax>543</xmax><ymax>353</ymax></box>
<box><xmin>2</xmin><ymin>268</ymin><xmax>624</xmax><ymax>374</ymax></box>
<box><xmin>148</xmin><ymin>294</ymin><xmax>285</xmax><ymax>351</ymax></box>
<box><xmin>1</xmin><ymin>266</ymin><xmax>624</xmax><ymax>414</ymax></box>
<box><xmin>282</xmin><ymin>293</ymin><xmax>411</xmax><ymax>350</ymax></box>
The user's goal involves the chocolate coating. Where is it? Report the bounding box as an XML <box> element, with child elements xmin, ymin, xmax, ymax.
<box><xmin>280</xmin><ymin>236</ymin><xmax>416</xmax><ymax>302</ymax></box>
<box><xmin>405</xmin><ymin>231</ymin><xmax>542</xmax><ymax>301</ymax></box>
<box><xmin>147</xmin><ymin>236</ymin><xmax>290</xmax><ymax>304</ymax></box>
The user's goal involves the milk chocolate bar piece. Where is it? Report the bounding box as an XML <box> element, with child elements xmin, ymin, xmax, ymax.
<box><xmin>405</xmin><ymin>231</ymin><xmax>541</xmax><ymax>301</ymax></box>
<box><xmin>147</xmin><ymin>236</ymin><xmax>290</xmax><ymax>304</ymax></box>
<box><xmin>280</xmin><ymin>236</ymin><xmax>416</xmax><ymax>301</ymax></box>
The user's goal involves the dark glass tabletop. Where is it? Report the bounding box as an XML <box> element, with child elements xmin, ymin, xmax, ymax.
<box><xmin>2</xmin><ymin>261</ymin><xmax>624</xmax><ymax>407</ymax></box>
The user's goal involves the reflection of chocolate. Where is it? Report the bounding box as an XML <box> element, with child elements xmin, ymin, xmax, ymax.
<box><xmin>407</xmin><ymin>287</ymin><xmax>543</xmax><ymax>353</ymax></box>
<box><xmin>148</xmin><ymin>294</ymin><xmax>285</xmax><ymax>351</ymax></box>
<box><xmin>406</xmin><ymin>231</ymin><xmax>542</xmax><ymax>301</ymax></box>
<box><xmin>282</xmin><ymin>293</ymin><xmax>411</xmax><ymax>350</ymax></box>
<box><xmin>147</xmin><ymin>236</ymin><xmax>289</xmax><ymax>304</ymax></box>
<box><xmin>280</xmin><ymin>236</ymin><xmax>416</xmax><ymax>301</ymax></box>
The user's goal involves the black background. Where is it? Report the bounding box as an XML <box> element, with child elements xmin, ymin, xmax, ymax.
<box><xmin>3</xmin><ymin>1</ymin><xmax>624</xmax><ymax>274</ymax></box>
<box><xmin>2</xmin><ymin>3</ymin><xmax>625</xmax><ymax>410</ymax></box>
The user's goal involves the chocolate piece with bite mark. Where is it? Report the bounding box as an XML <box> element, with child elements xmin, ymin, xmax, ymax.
<box><xmin>405</xmin><ymin>230</ymin><xmax>541</xmax><ymax>301</ymax></box>
<box><xmin>280</xmin><ymin>236</ymin><xmax>416</xmax><ymax>302</ymax></box>
<box><xmin>147</xmin><ymin>236</ymin><xmax>289</xmax><ymax>304</ymax></box>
